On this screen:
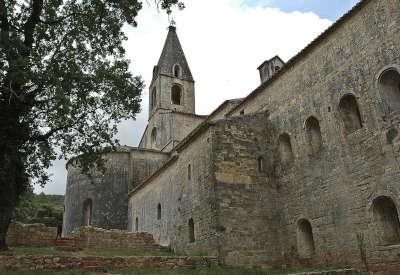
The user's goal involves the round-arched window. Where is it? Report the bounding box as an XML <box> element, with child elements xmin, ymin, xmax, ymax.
<box><xmin>171</xmin><ymin>85</ymin><xmax>182</xmax><ymax>105</ymax></box>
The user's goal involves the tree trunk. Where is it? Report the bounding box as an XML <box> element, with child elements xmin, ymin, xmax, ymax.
<box><xmin>0</xmin><ymin>143</ymin><xmax>29</xmax><ymax>250</ymax></box>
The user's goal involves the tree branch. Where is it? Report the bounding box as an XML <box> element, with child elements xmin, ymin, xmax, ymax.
<box><xmin>0</xmin><ymin>0</ymin><xmax>9</xmax><ymax>33</ymax></box>
<box><xmin>23</xmin><ymin>0</ymin><xmax>44</xmax><ymax>57</ymax></box>
<box><xmin>29</xmin><ymin>113</ymin><xmax>88</xmax><ymax>142</ymax></box>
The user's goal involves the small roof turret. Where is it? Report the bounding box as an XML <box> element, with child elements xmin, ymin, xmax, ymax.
<box><xmin>156</xmin><ymin>26</ymin><xmax>194</xmax><ymax>82</ymax></box>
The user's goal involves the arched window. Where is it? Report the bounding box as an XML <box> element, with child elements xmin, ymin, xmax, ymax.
<box><xmin>171</xmin><ymin>85</ymin><xmax>182</xmax><ymax>105</ymax></box>
<box><xmin>188</xmin><ymin>164</ymin><xmax>191</xmax><ymax>180</ymax></box>
<box><xmin>135</xmin><ymin>217</ymin><xmax>139</xmax><ymax>232</ymax></box>
<box><xmin>257</xmin><ymin>156</ymin><xmax>264</xmax><ymax>172</ymax></box>
<box><xmin>379</xmin><ymin>68</ymin><xmax>400</xmax><ymax>113</ymax></box>
<box><xmin>151</xmin><ymin>127</ymin><xmax>157</xmax><ymax>146</ymax></box>
<box><xmin>339</xmin><ymin>94</ymin><xmax>362</xmax><ymax>134</ymax></box>
<box><xmin>151</xmin><ymin>87</ymin><xmax>157</xmax><ymax>110</ymax></box>
<box><xmin>173</xmin><ymin>64</ymin><xmax>181</xmax><ymax>78</ymax></box>
<box><xmin>279</xmin><ymin>133</ymin><xmax>294</xmax><ymax>165</ymax></box>
<box><xmin>372</xmin><ymin>196</ymin><xmax>400</xmax><ymax>245</ymax></box>
<box><xmin>157</xmin><ymin>203</ymin><xmax>161</xmax><ymax>220</ymax></box>
<box><xmin>305</xmin><ymin>116</ymin><xmax>322</xmax><ymax>154</ymax></box>
<box><xmin>82</xmin><ymin>199</ymin><xmax>92</xmax><ymax>226</ymax></box>
<box><xmin>188</xmin><ymin>218</ymin><xmax>195</xmax><ymax>243</ymax></box>
<box><xmin>297</xmin><ymin>219</ymin><xmax>315</xmax><ymax>258</ymax></box>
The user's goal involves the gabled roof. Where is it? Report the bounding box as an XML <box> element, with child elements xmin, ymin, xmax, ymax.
<box><xmin>156</xmin><ymin>26</ymin><xmax>194</xmax><ymax>82</ymax></box>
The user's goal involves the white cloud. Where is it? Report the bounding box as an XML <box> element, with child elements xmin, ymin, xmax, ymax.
<box><xmin>35</xmin><ymin>0</ymin><xmax>332</xmax><ymax>194</ymax></box>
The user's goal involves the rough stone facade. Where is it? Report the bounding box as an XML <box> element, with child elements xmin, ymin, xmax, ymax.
<box><xmin>64</xmin><ymin>0</ymin><xmax>400</xmax><ymax>270</ymax></box>
<box><xmin>72</xmin><ymin>226</ymin><xmax>166</xmax><ymax>252</ymax></box>
<box><xmin>63</xmin><ymin>148</ymin><xmax>168</xmax><ymax>236</ymax></box>
<box><xmin>6</xmin><ymin>223</ymin><xmax>57</xmax><ymax>247</ymax></box>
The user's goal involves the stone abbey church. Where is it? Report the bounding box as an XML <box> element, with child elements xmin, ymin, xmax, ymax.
<box><xmin>64</xmin><ymin>0</ymin><xmax>400</xmax><ymax>268</ymax></box>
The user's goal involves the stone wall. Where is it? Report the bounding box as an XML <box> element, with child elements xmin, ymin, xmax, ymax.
<box><xmin>0</xmin><ymin>255</ymin><xmax>218</xmax><ymax>272</ymax></box>
<box><xmin>6</xmin><ymin>223</ymin><xmax>57</xmax><ymax>247</ymax></box>
<box><xmin>129</xmin><ymin>126</ymin><xmax>218</xmax><ymax>253</ymax></box>
<box><xmin>63</xmin><ymin>151</ymin><xmax>131</xmax><ymax>237</ymax></box>
<box><xmin>211</xmin><ymin>112</ymin><xmax>282</xmax><ymax>267</ymax></box>
<box><xmin>224</xmin><ymin>0</ymin><xmax>400</xmax><ymax>268</ymax></box>
<box><xmin>73</xmin><ymin>226</ymin><xmax>166</xmax><ymax>251</ymax></box>
<box><xmin>63</xmin><ymin>148</ymin><xmax>169</xmax><ymax>237</ymax></box>
<box><xmin>129</xmin><ymin>149</ymin><xmax>170</xmax><ymax>189</ymax></box>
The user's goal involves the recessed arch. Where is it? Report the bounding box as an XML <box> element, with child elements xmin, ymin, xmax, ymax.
<box><xmin>372</xmin><ymin>196</ymin><xmax>400</xmax><ymax>245</ymax></box>
<box><xmin>297</xmin><ymin>219</ymin><xmax>315</xmax><ymax>258</ymax></box>
<box><xmin>171</xmin><ymin>84</ymin><xmax>182</xmax><ymax>105</ymax></box>
<box><xmin>339</xmin><ymin>94</ymin><xmax>363</xmax><ymax>134</ymax></box>
<box><xmin>305</xmin><ymin>116</ymin><xmax>322</xmax><ymax>154</ymax></box>
<box><xmin>378</xmin><ymin>68</ymin><xmax>400</xmax><ymax>113</ymax></box>
<box><xmin>173</xmin><ymin>64</ymin><xmax>181</xmax><ymax>78</ymax></box>
<box><xmin>82</xmin><ymin>198</ymin><xmax>92</xmax><ymax>226</ymax></box>
<box><xmin>278</xmin><ymin>133</ymin><xmax>294</xmax><ymax>166</ymax></box>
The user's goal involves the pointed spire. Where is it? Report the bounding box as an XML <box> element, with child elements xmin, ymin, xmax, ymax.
<box><xmin>156</xmin><ymin>26</ymin><xmax>194</xmax><ymax>82</ymax></box>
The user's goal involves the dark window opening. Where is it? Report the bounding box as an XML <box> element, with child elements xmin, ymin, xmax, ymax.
<box><xmin>305</xmin><ymin>116</ymin><xmax>322</xmax><ymax>155</ymax></box>
<box><xmin>297</xmin><ymin>219</ymin><xmax>315</xmax><ymax>258</ymax></box>
<box><xmin>240</xmin><ymin>109</ymin><xmax>245</xmax><ymax>115</ymax></box>
<box><xmin>188</xmin><ymin>218</ymin><xmax>195</xmax><ymax>243</ymax></box>
<box><xmin>171</xmin><ymin>85</ymin><xmax>182</xmax><ymax>105</ymax></box>
<box><xmin>82</xmin><ymin>199</ymin><xmax>92</xmax><ymax>226</ymax></box>
<box><xmin>174</xmin><ymin>64</ymin><xmax>181</xmax><ymax>78</ymax></box>
<box><xmin>339</xmin><ymin>94</ymin><xmax>362</xmax><ymax>134</ymax></box>
<box><xmin>157</xmin><ymin>203</ymin><xmax>161</xmax><ymax>220</ymax></box>
<box><xmin>188</xmin><ymin>164</ymin><xmax>191</xmax><ymax>180</ymax></box>
<box><xmin>275</xmin><ymin>66</ymin><xmax>281</xmax><ymax>72</ymax></box>
<box><xmin>379</xmin><ymin>69</ymin><xmax>400</xmax><ymax>113</ymax></box>
<box><xmin>372</xmin><ymin>196</ymin><xmax>400</xmax><ymax>245</ymax></box>
<box><xmin>135</xmin><ymin>217</ymin><xmax>139</xmax><ymax>232</ymax></box>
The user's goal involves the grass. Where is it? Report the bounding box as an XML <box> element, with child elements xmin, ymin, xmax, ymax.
<box><xmin>0</xmin><ymin>267</ymin><xmax>357</xmax><ymax>275</ymax></box>
<box><xmin>0</xmin><ymin>271</ymin><xmax>89</xmax><ymax>275</ymax></box>
<box><xmin>8</xmin><ymin>246</ymin><xmax>214</xmax><ymax>258</ymax></box>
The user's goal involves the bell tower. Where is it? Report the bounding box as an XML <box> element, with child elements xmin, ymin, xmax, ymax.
<box><xmin>140</xmin><ymin>26</ymin><xmax>202</xmax><ymax>152</ymax></box>
<box><xmin>148</xmin><ymin>25</ymin><xmax>195</xmax><ymax>119</ymax></box>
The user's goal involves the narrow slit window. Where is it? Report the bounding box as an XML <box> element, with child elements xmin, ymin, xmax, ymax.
<box><xmin>188</xmin><ymin>218</ymin><xmax>195</xmax><ymax>243</ymax></box>
<box><xmin>157</xmin><ymin>203</ymin><xmax>161</xmax><ymax>220</ymax></box>
<box><xmin>257</xmin><ymin>157</ymin><xmax>264</xmax><ymax>172</ymax></box>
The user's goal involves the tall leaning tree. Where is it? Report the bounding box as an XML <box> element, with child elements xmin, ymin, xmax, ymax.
<box><xmin>0</xmin><ymin>0</ymin><xmax>183</xmax><ymax>250</ymax></box>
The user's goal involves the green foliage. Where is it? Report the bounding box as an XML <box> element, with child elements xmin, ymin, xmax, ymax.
<box><xmin>0</xmin><ymin>0</ymin><xmax>184</xmax><ymax>248</ymax></box>
<box><xmin>0</xmin><ymin>0</ymin><xmax>184</xmax><ymax>186</ymax></box>
<box><xmin>12</xmin><ymin>188</ymin><xmax>64</xmax><ymax>226</ymax></box>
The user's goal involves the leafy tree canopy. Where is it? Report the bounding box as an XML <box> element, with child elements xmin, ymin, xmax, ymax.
<box><xmin>0</xmin><ymin>0</ymin><xmax>183</xmax><ymax>249</ymax></box>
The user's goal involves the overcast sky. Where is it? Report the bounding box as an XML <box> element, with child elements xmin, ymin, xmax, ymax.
<box><xmin>35</xmin><ymin>0</ymin><xmax>360</xmax><ymax>195</ymax></box>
